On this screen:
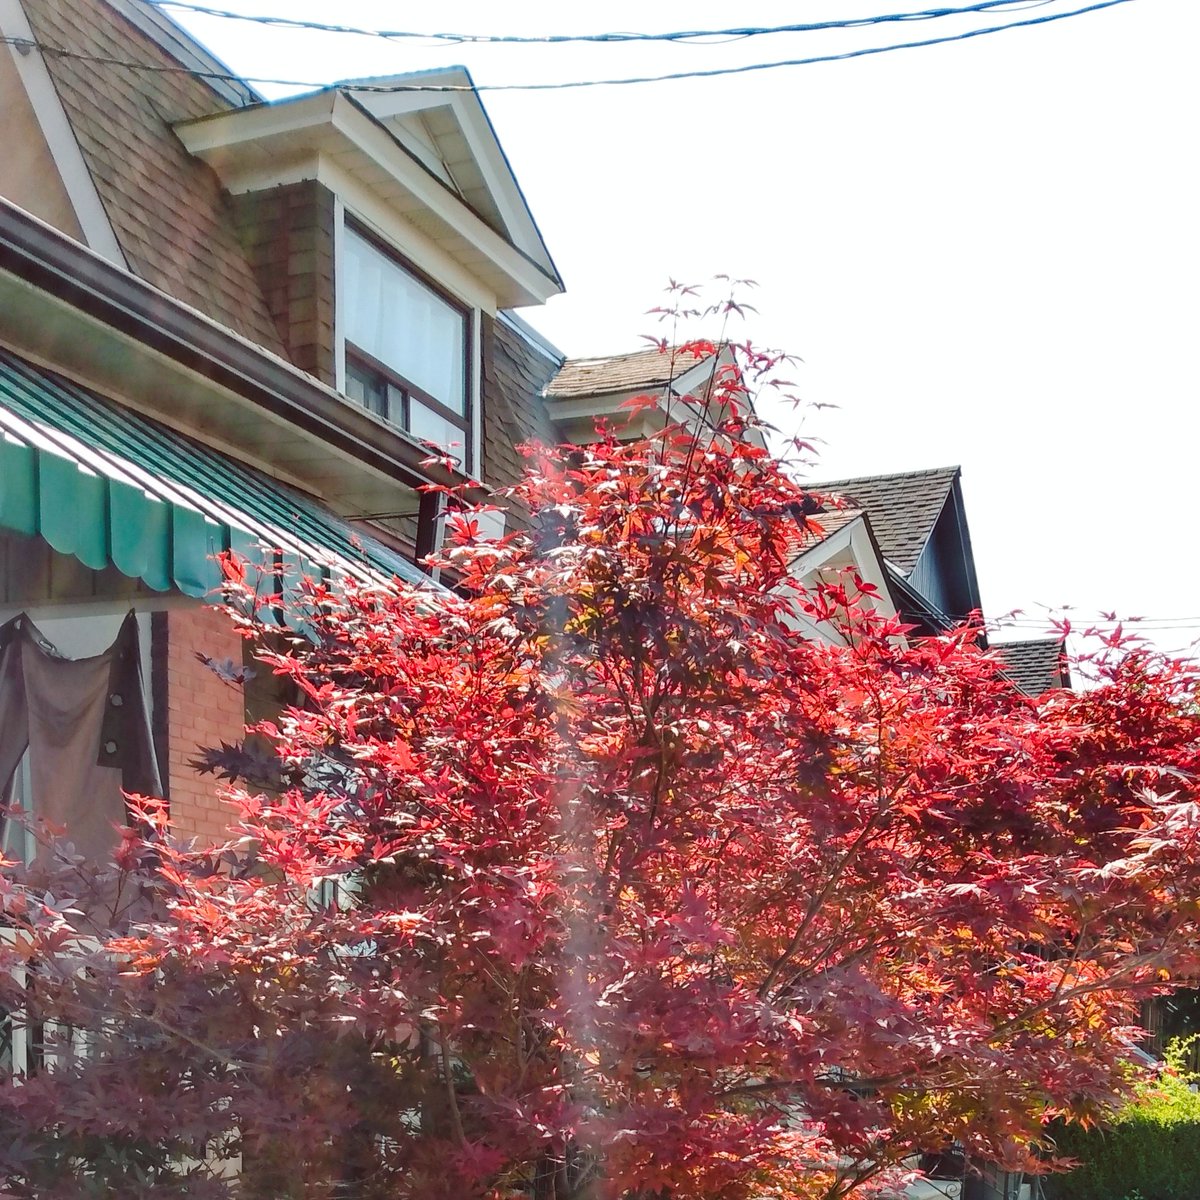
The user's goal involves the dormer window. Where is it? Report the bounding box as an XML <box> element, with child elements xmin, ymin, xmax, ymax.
<box><xmin>342</xmin><ymin>224</ymin><xmax>472</xmax><ymax>470</ymax></box>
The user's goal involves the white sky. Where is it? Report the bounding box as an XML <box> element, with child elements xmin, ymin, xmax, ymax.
<box><xmin>168</xmin><ymin>0</ymin><xmax>1200</xmax><ymax>654</ymax></box>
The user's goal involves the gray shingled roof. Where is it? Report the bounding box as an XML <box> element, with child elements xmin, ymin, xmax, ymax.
<box><xmin>809</xmin><ymin>466</ymin><xmax>960</xmax><ymax>575</ymax></box>
<box><xmin>994</xmin><ymin>638</ymin><xmax>1069</xmax><ymax>697</ymax></box>
<box><xmin>482</xmin><ymin>314</ymin><xmax>562</xmax><ymax>491</ymax></box>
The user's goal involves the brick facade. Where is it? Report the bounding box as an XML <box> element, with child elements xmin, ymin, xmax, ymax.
<box><xmin>231</xmin><ymin>181</ymin><xmax>338</xmax><ymax>387</ymax></box>
<box><xmin>159</xmin><ymin>605</ymin><xmax>246</xmax><ymax>844</ymax></box>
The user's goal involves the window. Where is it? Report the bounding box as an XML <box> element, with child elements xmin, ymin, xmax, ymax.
<box><xmin>342</xmin><ymin>225</ymin><xmax>472</xmax><ymax>470</ymax></box>
<box><xmin>1</xmin><ymin>753</ymin><xmax>34</xmax><ymax>867</ymax></box>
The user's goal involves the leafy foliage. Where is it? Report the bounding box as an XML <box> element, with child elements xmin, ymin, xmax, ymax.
<box><xmin>4</xmin><ymin>328</ymin><xmax>1200</xmax><ymax>1199</ymax></box>
<box><xmin>1046</xmin><ymin>1040</ymin><xmax>1200</xmax><ymax>1200</ymax></box>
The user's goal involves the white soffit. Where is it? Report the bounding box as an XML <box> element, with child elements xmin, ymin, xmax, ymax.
<box><xmin>175</xmin><ymin>82</ymin><xmax>563</xmax><ymax>308</ymax></box>
<box><xmin>351</xmin><ymin>68</ymin><xmax>559</xmax><ymax>284</ymax></box>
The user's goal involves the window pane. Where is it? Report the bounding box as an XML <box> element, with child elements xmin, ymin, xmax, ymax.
<box><xmin>409</xmin><ymin>401</ymin><xmax>467</xmax><ymax>467</ymax></box>
<box><xmin>346</xmin><ymin>360</ymin><xmax>404</xmax><ymax>425</ymax></box>
<box><xmin>343</xmin><ymin>229</ymin><xmax>466</xmax><ymax>414</ymax></box>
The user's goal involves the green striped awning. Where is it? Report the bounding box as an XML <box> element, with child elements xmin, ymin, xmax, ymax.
<box><xmin>0</xmin><ymin>348</ymin><xmax>428</xmax><ymax>597</ymax></box>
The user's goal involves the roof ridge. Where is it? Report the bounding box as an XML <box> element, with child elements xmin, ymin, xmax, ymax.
<box><xmin>559</xmin><ymin>344</ymin><xmax>715</xmax><ymax>367</ymax></box>
<box><xmin>991</xmin><ymin>635</ymin><xmax>1066</xmax><ymax>647</ymax></box>
<box><xmin>810</xmin><ymin>464</ymin><xmax>961</xmax><ymax>488</ymax></box>
<box><xmin>331</xmin><ymin>65</ymin><xmax>474</xmax><ymax>89</ymax></box>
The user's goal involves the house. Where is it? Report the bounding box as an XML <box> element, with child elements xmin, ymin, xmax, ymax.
<box><xmin>804</xmin><ymin>466</ymin><xmax>1069</xmax><ymax>695</ymax></box>
<box><xmin>0</xmin><ymin>0</ymin><xmax>1067</xmax><ymax>862</ymax></box>
<box><xmin>545</xmin><ymin>354</ymin><xmax>1068</xmax><ymax>695</ymax></box>
<box><xmin>0</xmin><ymin>0</ymin><xmax>572</xmax><ymax>854</ymax></box>
<box><xmin>0</xmin><ymin>6</ymin><xmax>1085</xmax><ymax>1192</ymax></box>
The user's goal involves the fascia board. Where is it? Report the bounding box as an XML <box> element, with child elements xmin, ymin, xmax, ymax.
<box><xmin>671</xmin><ymin>351</ymin><xmax>728</xmax><ymax>400</ymax></box>
<box><xmin>543</xmin><ymin>392</ymin><xmax>648</xmax><ymax>422</ymax></box>
<box><xmin>330</xmin><ymin>94</ymin><xmax>561</xmax><ymax>304</ymax></box>
<box><xmin>497</xmin><ymin>310</ymin><xmax>565</xmax><ymax>365</ymax></box>
<box><xmin>446</xmin><ymin>91</ymin><xmax>561</xmax><ymax>283</ymax></box>
<box><xmin>178</xmin><ymin>92</ymin><xmax>560</xmax><ymax>307</ymax></box>
<box><xmin>174</xmin><ymin>90</ymin><xmax>338</xmax><ymax>155</ymax></box>
<box><xmin>341</xmin><ymin>67</ymin><xmax>561</xmax><ymax>282</ymax></box>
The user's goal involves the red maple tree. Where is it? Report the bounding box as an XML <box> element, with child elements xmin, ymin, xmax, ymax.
<box><xmin>3</xmin><ymin>339</ymin><xmax>1200</xmax><ymax>1200</ymax></box>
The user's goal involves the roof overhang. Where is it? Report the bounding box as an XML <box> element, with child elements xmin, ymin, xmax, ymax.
<box><xmin>175</xmin><ymin>86</ymin><xmax>563</xmax><ymax>309</ymax></box>
<box><xmin>0</xmin><ymin>199</ymin><xmax>476</xmax><ymax>524</ymax></box>
<box><xmin>544</xmin><ymin>349</ymin><xmax>752</xmax><ymax>444</ymax></box>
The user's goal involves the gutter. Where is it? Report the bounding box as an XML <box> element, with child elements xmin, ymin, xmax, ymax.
<box><xmin>0</xmin><ymin>198</ymin><xmax>476</xmax><ymax>499</ymax></box>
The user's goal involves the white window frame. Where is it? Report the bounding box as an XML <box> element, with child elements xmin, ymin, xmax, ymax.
<box><xmin>334</xmin><ymin>202</ymin><xmax>483</xmax><ymax>477</ymax></box>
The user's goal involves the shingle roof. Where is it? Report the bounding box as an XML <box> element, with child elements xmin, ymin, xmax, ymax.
<box><xmin>798</xmin><ymin>506</ymin><xmax>864</xmax><ymax>550</ymax></box>
<box><xmin>546</xmin><ymin>346</ymin><xmax>714</xmax><ymax>399</ymax></box>
<box><xmin>482</xmin><ymin>313</ymin><xmax>562</xmax><ymax>492</ymax></box>
<box><xmin>808</xmin><ymin>466</ymin><xmax>960</xmax><ymax>575</ymax></box>
<box><xmin>994</xmin><ymin>638</ymin><xmax>1069</xmax><ymax>697</ymax></box>
<box><xmin>22</xmin><ymin>0</ymin><xmax>285</xmax><ymax>353</ymax></box>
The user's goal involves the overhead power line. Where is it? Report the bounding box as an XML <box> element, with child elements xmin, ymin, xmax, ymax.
<box><xmin>0</xmin><ymin>0</ymin><xmax>1136</xmax><ymax>93</ymax></box>
<box><xmin>147</xmin><ymin>0</ymin><xmax>1060</xmax><ymax>46</ymax></box>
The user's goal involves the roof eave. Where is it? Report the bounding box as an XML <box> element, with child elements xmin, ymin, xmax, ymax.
<box><xmin>175</xmin><ymin>89</ymin><xmax>563</xmax><ymax>308</ymax></box>
<box><xmin>0</xmin><ymin>198</ymin><xmax>475</xmax><ymax>516</ymax></box>
<box><xmin>347</xmin><ymin>67</ymin><xmax>564</xmax><ymax>290</ymax></box>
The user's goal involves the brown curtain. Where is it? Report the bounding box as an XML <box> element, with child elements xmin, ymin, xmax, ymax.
<box><xmin>0</xmin><ymin>612</ymin><xmax>161</xmax><ymax>864</ymax></box>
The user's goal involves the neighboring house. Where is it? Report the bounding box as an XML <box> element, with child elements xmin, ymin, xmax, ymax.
<box><xmin>543</xmin><ymin>343</ymin><xmax>741</xmax><ymax>443</ymax></box>
<box><xmin>0</xmin><ymin>0</ymin><xmax>1066</xmax><ymax>866</ymax></box>
<box><xmin>992</xmin><ymin>638</ymin><xmax>1071</xmax><ymax>696</ymax></box>
<box><xmin>546</xmin><ymin>356</ymin><xmax>1069</xmax><ymax>696</ymax></box>
<box><xmin>807</xmin><ymin>466</ymin><xmax>984</xmax><ymax>637</ymax></box>
<box><xmin>0</xmin><ymin>0</ymin><xmax>1069</xmax><ymax>1127</ymax></box>
<box><xmin>805</xmin><ymin>467</ymin><xmax>1068</xmax><ymax>695</ymax></box>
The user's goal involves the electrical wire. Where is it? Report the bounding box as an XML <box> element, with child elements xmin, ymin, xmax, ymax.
<box><xmin>0</xmin><ymin>0</ymin><xmax>1136</xmax><ymax>93</ymax></box>
<box><xmin>146</xmin><ymin>0</ymin><xmax>1058</xmax><ymax>47</ymax></box>
<box><xmin>973</xmin><ymin>617</ymin><xmax>1200</xmax><ymax>633</ymax></box>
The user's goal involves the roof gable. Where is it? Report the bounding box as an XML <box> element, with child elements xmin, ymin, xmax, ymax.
<box><xmin>176</xmin><ymin>86</ymin><xmax>562</xmax><ymax>308</ymax></box>
<box><xmin>810</xmin><ymin>466</ymin><xmax>960</xmax><ymax>575</ymax></box>
<box><xmin>785</xmin><ymin>510</ymin><xmax>904</xmax><ymax>647</ymax></box>
<box><xmin>543</xmin><ymin>345</ymin><xmax>743</xmax><ymax>444</ymax></box>
<box><xmin>547</xmin><ymin>346</ymin><xmax>717</xmax><ymax>400</ymax></box>
<box><xmin>350</xmin><ymin>69</ymin><xmax>560</xmax><ymax>286</ymax></box>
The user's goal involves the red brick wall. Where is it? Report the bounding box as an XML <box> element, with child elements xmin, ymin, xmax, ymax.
<box><xmin>161</xmin><ymin>605</ymin><xmax>246</xmax><ymax>845</ymax></box>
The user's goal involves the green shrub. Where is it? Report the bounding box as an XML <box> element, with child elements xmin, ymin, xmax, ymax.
<box><xmin>1044</xmin><ymin>1040</ymin><xmax>1200</xmax><ymax>1200</ymax></box>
